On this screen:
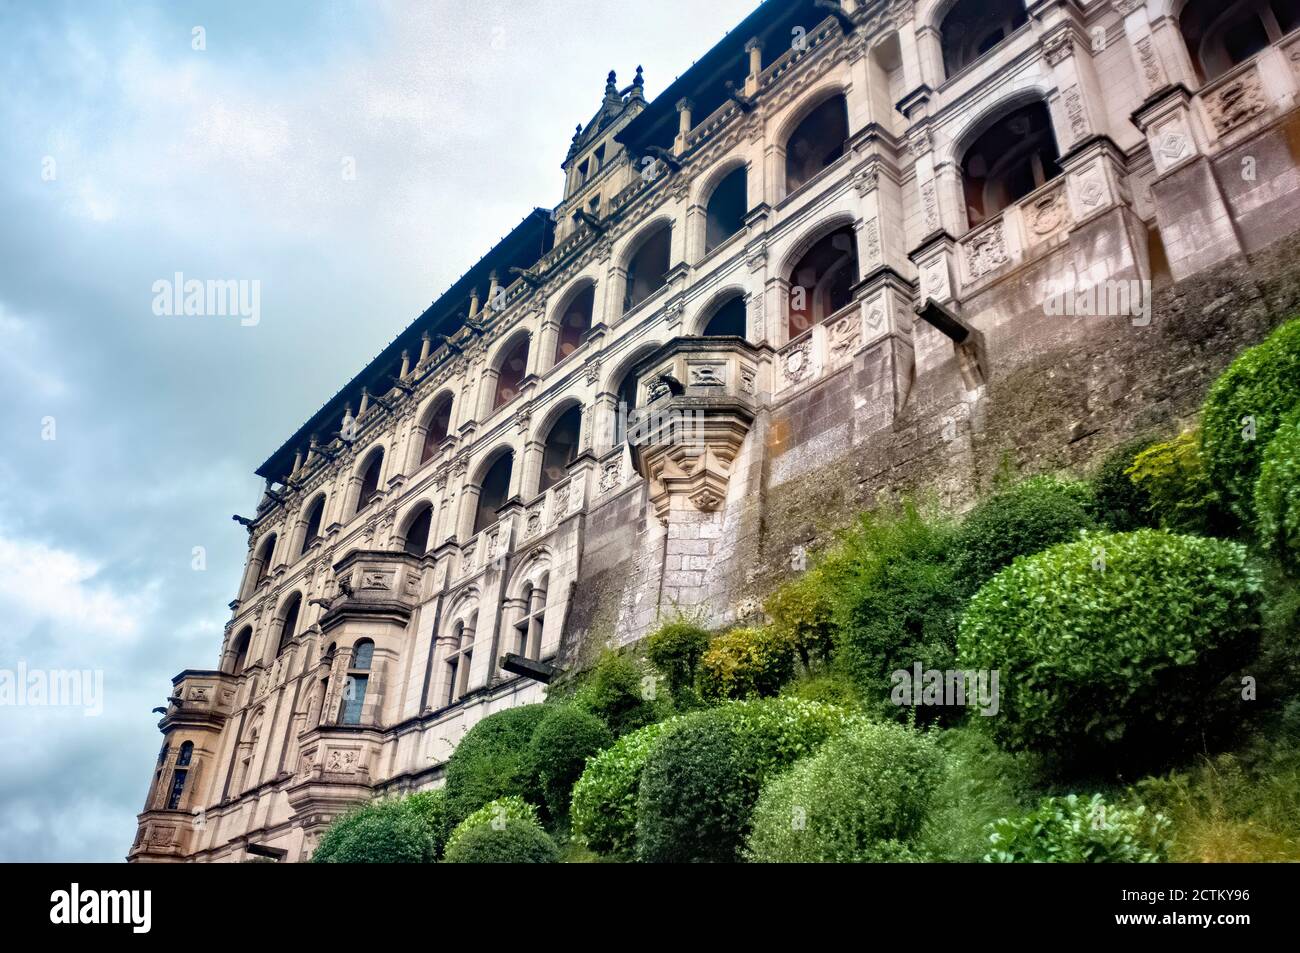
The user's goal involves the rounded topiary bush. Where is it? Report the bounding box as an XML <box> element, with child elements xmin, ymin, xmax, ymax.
<box><xmin>746</xmin><ymin>720</ymin><xmax>945</xmax><ymax>862</ymax></box>
<box><xmin>1255</xmin><ymin>404</ymin><xmax>1300</xmax><ymax>572</ymax></box>
<box><xmin>1201</xmin><ymin>317</ymin><xmax>1300</xmax><ymax>521</ymax></box>
<box><xmin>984</xmin><ymin>793</ymin><xmax>1169</xmax><ymax>863</ymax></box>
<box><xmin>526</xmin><ymin>705</ymin><xmax>613</xmax><ymax>819</ymax></box>
<box><xmin>959</xmin><ymin>530</ymin><xmax>1263</xmax><ymax>766</ymax></box>
<box><xmin>698</xmin><ymin>627</ymin><xmax>797</xmax><ymax>701</ymax></box>
<box><xmin>570</xmin><ymin>651</ymin><xmax>660</xmax><ymax>736</ymax></box>
<box><xmin>645</xmin><ymin>620</ymin><xmax>711</xmax><ymax>702</ymax></box>
<box><xmin>1090</xmin><ymin>438</ymin><xmax>1158</xmax><ymax>531</ymax></box>
<box><xmin>635</xmin><ymin>698</ymin><xmax>856</xmax><ymax>863</ymax></box>
<box><xmin>312</xmin><ymin>790</ymin><xmax>447</xmax><ymax>863</ymax></box>
<box><xmin>443</xmin><ymin>795</ymin><xmax>540</xmax><ymax>858</ymax></box>
<box><xmin>952</xmin><ymin>476</ymin><xmax>1098</xmax><ymax>592</ymax></box>
<box><xmin>571</xmin><ymin>720</ymin><xmax>670</xmax><ymax>858</ymax></box>
<box><xmin>442</xmin><ymin>817</ymin><xmax>559</xmax><ymax>864</ymax></box>
<box><xmin>443</xmin><ymin>704</ymin><xmax>547</xmax><ymax>827</ymax></box>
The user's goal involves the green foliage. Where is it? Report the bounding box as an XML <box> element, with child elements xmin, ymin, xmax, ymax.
<box><xmin>635</xmin><ymin>698</ymin><xmax>856</xmax><ymax>863</ymax></box>
<box><xmin>442</xmin><ymin>816</ymin><xmax>559</xmax><ymax>864</ymax></box>
<box><xmin>984</xmin><ymin>793</ymin><xmax>1169</xmax><ymax>863</ymax></box>
<box><xmin>526</xmin><ymin>706</ymin><xmax>613</xmax><ymax>820</ymax></box>
<box><xmin>645</xmin><ymin>620</ymin><xmax>711</xmax><ymax>704</ymax></box>
<box><xmin>745</xmin><ymin>720</ymin><xmax>945</xmax><ymax>862</ymax></box>
<box><xmin>1255</xmin><ymin>405</ymin><xmax>1300</xmax><ymax>572</ymax></box>
<box><xmin>312</xmin><ymin>790</ymin><xmax>448</xmax><ymax>863</ymax></box>
<box><xmin>698</xmin><ymin>627</ymin><xmax>797</xmax><ymax>701</ymax></box>
<box><xmin>780</xmin><ymin>670</ymin><xmax>863</xmax><ymax>709</ymax></box>
<box><xmin>959</xmin><ymin>530</ymin><xmax>1263</xmax><ymax>767</ymax></box>
<box><xmin>570</xmin><ymin>651</ymin><xmax>660</xmax><ymax>736</ymax></box>
<box><xmin>570</xmin><ymin>721</ymin><xmax>671</xmax><ymax>858</ymax></box>
<box><xmin>763</xmin><ymin>569</ymin><xmax>839</xmax><ymax>667</ymax></box>
<box><xmin>444</xmin><ymin>796</ymin><xmax>540</xmax><ymax>858</ymax></box>
<box><xmin>443</xmin><ymin>704</ymin><xmax>547</xmax><ymax>827</ymax></box>
<box><xmin>830</xmin><ymin>504</ymin><xmax>965</xmax><ymax>723</ymax></box>
<box><xmin>1090</xmin><ymin>438</ymin><xmax>1158</xmax><ymax>531</ymax></box>
<box><xmin>1126</xmin><ymin>427</ymin><xmax>1230</xmax><ymax>534</ymax></box>
<box><xmin>1201</xmin><ymin>317</ymin><xmax>1300</xmax><ymax>521</ymax></box>
<box><xmin>952</xmin><ymin>476</ymin><xmax>1098</xmax><ymax>591</ymax></box>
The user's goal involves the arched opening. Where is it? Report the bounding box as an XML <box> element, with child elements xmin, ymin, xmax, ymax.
<box><xmin>276</xmin><ymin>593</ymin><xmax>302</xmax><ymax>656</ymax></box>
<box><xmin>493</xmin><ymin>336</ymin><xmax>529</xmax><ymax>411</ymax></box>
<box><xmin>474</xmin><ymin>452</ymin><xmax>514</xmax><ymax>534</ymax></box>
<box><xmin>340</xmin><ymin>639</ymin><xmax>373</xmax><ymax>725</ymax></box>
<box><xmin>787</xmin><ymin>225</ymin><xmax>859</xmax><ymax>339</ymax></box>
<box><xmin>784</xmin><ymin>94</ymin><xmax>849</xmax><ymax>195</ymax></box>
<box><xmin>539</xmin><ymin>405</ymin><xmax>582</xmax><ymax>493</ymax></box>
<box><xmin>356</xmin><ymin>449</ymin><xmax>384</xmax><ymax>513</ymax></box>
<box><xmin>554</xmin><ymin>284</ymin><xmax>595</xmax><ymax>364</ymax></box>
<box><xmin>443</xmin><ymin>613</ymin><xmax>475</xmax><ymax>706</ymax></box>
<box><xmin>299</xmin><ymin>496</ymin><xmax>326</xmax><ymax>557</ymax></box>
<box><xmin>701</xmin><ymin>293</ymin><xmax>747</xmax><ymax>337</ymax></box>
<box><xmin>420</xmin><ymin>397</ymin><xmax>452</xmax><ymax>464</ymax></box>
<box><xmin>705</xmin><ymin>166</ymin><xmax>748</xmax><ymax>252</ymax></box>
<box><xmin>231</xmin><ymin>627</ymin><xmax>253</xmax><ymax>676</ymax></box>
<box><xmin>940</xmin><ymin>0</ymin><xmax>1029</xmax><ymax>79</ymax></box>
<box><xmin>167</xmin><ymin>743</ymin><xmax>193</xmax><ymax>810</ymax></box>
<box><xmin>253</xmin><ymin>533</ymin><xmax>277</xmax><ymax>587</ymax></box>
<box><xmin>512</xmin><ymin>575</ymin><xmax>548</xmax><ymax>660</ymax></box>
<box><xmin>623</xmin><ymin>223</ymin><xmax>672</xmax><ymax>313</ymax></box>
<box><xmin>403</xmin><ymin>504</ymin><xmax>433</xmax><ymax>556</ymax></box>
<box><xmin>1179</xmin><ymin>0</ymin><xmax>1298</xmax><ymax>82</ymax></box>
<box><xmin>960</xmin><ymin>100</ymin><xmax>1061</xmax><ymax>229</ymax></box>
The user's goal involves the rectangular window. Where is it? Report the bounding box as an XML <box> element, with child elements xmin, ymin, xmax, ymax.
<box><xmin>167</xmin><ymin>770</ymin><xmax>188</xmax><ymax>810</ymax></box>
<box><xmin>340</xmin><ymin>674</ymin><xmax>368</xmax><ymax>725</ymax></box>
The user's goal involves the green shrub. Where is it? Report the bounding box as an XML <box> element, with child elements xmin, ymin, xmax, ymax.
<box><xmin>952</xmin><ymin>476</ymin><xmax>1098</xmax><ymax>591</ymax></box>
<box><xmin>645</xmin><ymin>620</ymin><xmax>711</xmax><ymax>704</ymax></box>
<box><xmin>1126</xmin><ymin>427</ymin><xmax>1230</xmax><ymax>534</ymax></box>
<box><xmin>959</xmin><ymin>530</ymin><xmax>1263</xmax><ymax>767</ymax></box>
<box><xmin>764</xmin><ymin>570</ymin><xmax>839</xmax><ymax>667</ymax></box>
<box><xmin>984</xmin><ymin>793</ymin><xmax>1169</xmax><ymax>863</ymax></box>
<box><xmin>1090</xmin><ymin>438</ymin><xmax>1158</xmax><ymax>531</ymax></box>
<box><xmin>312</xmin><ymin>791</ymin><xmax>447</xmax><ymax>863</ymax></box>
<box><xmin>571</xmin><ymin>721</ymin><xmax>671</xmax><ymax>858</ymax></box>
<box><xmin>526</xmin><ymin>706</ymin><xmax>613</xmax><ymax>820</ymax></box>
<box><xmin>698</xmin><ymin>627</ymin><xmax>797</xmax><ymax>701</ymax></box>
<box><xmin>442</xmin><ymin>817</ymin><xmax>559</xmax><ymax>864</ymax></box>
<box><xmin>1201</xmin><ymin>317</ymin><xmax>1300</xmax><ymax>521</ymax></box>
<box><xmin>830</xmin><ymin>505</ymin><xmax>965</xmax><ymax>723</ymax></box>
<box><xmin>746</xmin><ymin>720</ymin><xmax>945</xmax><ymax>862</ymax></box>
<box><xmin>635</xmin><ymin>698</ymin><xmax>856</xmax><ymax>863</ymax></box>
<box><xmin>780</xmin><ymin>670</ymin><xmax>863</xmax><ymax>709</ymax></box>
<box><xmin>444</xmin><ymin>796</ymin><xmax>540</xmax><ymax>858</ymax></box>
<box><xmin>570</xmin><ymin>651</ymin><xmax>660</xmax><ymax>736</ymax></box>
<box><xmin>1255</xmin><ymin>405</ymin><xmax>1300</xmax><ymax>571</ymax></box>
<box><xmin>443</xmin><ymin>704</ymin><xmax>547</xmax><ymax>827</ymax></box>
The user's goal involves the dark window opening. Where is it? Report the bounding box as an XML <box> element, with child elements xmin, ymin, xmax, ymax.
<box><xmin>623</xmin><ymin>224</ymin><xmax>672</xmax><ymax>313</ymax></box>
<box><xmin>301</xmin><ymin>497</ymin><xmax>325</xmax><ymax>554</ymax></box>
<box><xmin>702</xmin><ymin>294</ymin><xmax>747</xmax><ymax>337</ymax></box>
<box><xmin>166</xmin><ymin>770</ymin><xmax>188</xmax><ymax>810</ymax></box>
<box><xmin>177</xmin><ymin>741</ymin><xmax>193</xmax><ymax>767</ymax></box>
<box><xmin>705</xmin><ymin>167</ymin><xmax>748</xmax><ymax>252</ymax></box>
<box><xmin>1275</xmin><ymin>0</ymin><xmax>1300</xmax><ymax>33</ymax></box>
<box><xmin>421</xmin><ymin>400</ymin><xmax>452</xmax><ymax>463</ymax></box>
<box><xmin>1180</xmin><ymin>0</ymin><xmax>1293</xmax><ymax>81</ymax></box>
<box><xmin>960</xmin><ymin>101</ymin><xmax>1061</xmax><ymax>228</ymax></box>
<box><xmin>494</xmin><ymin>338</ymin><xmax>529</xmax><ymax>411</ymax></box>
<box><xmin>540</xmin><ymin>405</ymin><xmax>582</xmax><ymax>493</ymax></box>
<box><xmin>232</xmin><ymin>627</ymin><xmax>252</xmax><ymax>676</ymax></box>
<box><xmin>254</xmin><ymin>534</ymin><xmax>276</xmax><ymax>584</ymax></box>
<box><xmin>940</xmin><ymin>0</ymin><xmax>1028</xmax><ymax>78</ymax></box>
<box><xmin>787</xmin><ymin>226</ymin><xmax>859</xmax><ymax>339</ymax></box>
<box><xmin>555</xmin><ymin>285</ymin><xmax>594</xmax><ymax>364</ymax></box>
<box><xmin>785</xmin><ymin>95</ymin><xmax>849</xmax><ymax>194</ymax></box>
<box><xmin>277</xmin><ymin>594</ymin><xmax>302</xmax><ymax>656</ymax></box>
<box><xmin>474</xmin><ymin>452</ymin><xmax>513</xmax><ymax>534</ymax></box>
<box><xmin>357</xmin><ymin>451</ymin><xmax>383</xmax><ymax>511</ymax></box>
<box><xmin>403</xmin><ymin>506</ymin><xmax>432</xmax><ymax>556</ymax></box>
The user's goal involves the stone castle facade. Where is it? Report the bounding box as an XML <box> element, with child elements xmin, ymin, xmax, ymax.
<box><xmin>132</xmin><ymin>0</ymin><xmax>1300</xmax><ymax>861</ymax></box>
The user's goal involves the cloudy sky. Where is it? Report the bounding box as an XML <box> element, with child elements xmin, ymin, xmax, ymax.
<box><xmin>0</xmin><ymin>0</ymin><xmax>756</xmax><ymax>862</ymax></box>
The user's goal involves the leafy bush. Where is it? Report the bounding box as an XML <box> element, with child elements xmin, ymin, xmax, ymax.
<box><xmin>442</xmin><ymin>817</ymin><xmax>559</xmax><ymax>864</ymax></box>
<box><xmin>443</xmin><ymin>704</ymin><xmax>547</xmax><ymax>827</ymax></box>
<box><xmin>526</xmin><ymin>706</ymin><xmax>613</xmax><ymax>820</ymax></box>
<box><xmin>1255</xmin><ymin>405</ymin><xmax>1300</xmax><ymax>572</ymax></box>
<box><xmin>984</xmin><ymin>793</ymin><xmax>1169</xmax><ymax>863</ymax></box>
<box><xmin>780</xmin><ymin>670</ymin><xmax>863</xmax><ymax>709</ymax></box>
<box><xmin>763</xmin><ymin>570</ymin><xmax>839</xmax><ymax>667</ymax></box>
<box><xmin>443</xmin><ymin>796</ymin><xmax>540</xmax><ymax>858</ymax></box>
<box><xmin>636</xmin><ymin>698</ymin><xmax>856</xmax><ymax>863</ymax></box>
<box><xmin>1201</xmin><ymin>317</ymin><xmax>1300</xmax><ymax>521</ymax></box>
<box><xmin>570</xmin><ymin>651</ymin><xmax>660</xmax><ymax>736</ymax></box>
<box><xmin>959</xmin><ymin>530</ymin><xmax>1263</xmax><ymax>766</ymax></box>
<box><xmin>312</xmin><ymin>790</ymin><xmax>448</xmax><ymax>863</ymax></box>
<box><xmin>1126</xmin><ymin>427</ymin><xmax>1230</xmax><ymax>534</ymax></box>
<box><xmin>571</xmin><ymin>721</ymin><xmax>671</xmax><ymax>858</ymax></box>
<box><xmin>698</xmin><ymin>627</ymin><xmax>797</xmax><ymax>701</ymax></box>
<box><xmin>952</xmin><ymin>476</ymin><xmax>1097</xmax><ymax>591</ymax></box>
<box><xmin>1090</xmin><ymin>438</ymin><xmax>1158</xmax><ymax>531</ymax></box>
<box><xmin>746</xmin><ymin>720</ymin><xmax>945</xmax><ymax>862</ymax></box>
<box><xmin>645</xmin><ymin>619</ymin><xmax>711</xmax><ymax>705</ymax></box>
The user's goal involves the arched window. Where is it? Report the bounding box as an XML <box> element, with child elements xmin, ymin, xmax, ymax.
<box><xmin>231</xmin><ymin>627</ymin><xmax>253</xmax><ymax>676</ymax></box>
<box><xmin>474</xmin><ymin>452</ymin><xmax>514</xmax><ymax>534</ymax></box>
<box><xmin>701</xmin><ymin>293</ymin><xmax>747</xmax><ymax>337</ymax></box>
<box><xmin>403</xmin><ymin>504</ymin><xmax>433</xmax><ymax>556</ymax></box>
<box><xmin>1180</xmin><ymin>0</ymin><xmax>1298</xmax><ymax>82</ymax></box>
<box><xmin>177</xmin><ymin>741</ymin><xmax>193</xmax><ymax>766</ymax></box>
<box><xmin>493</xmin><ymin>337</ymin><xmax>529</xmax><ymax>411</ymax></box>
<box><xmin>940</xmin><ymin>0</ymin><xmax>1028</xmax><ymax>79</ymax></box>
<box><xmin>554</xmin><ymin>284</ymin><xmax>595</xmax><ymax>364</ymax></box>
<box><xmin>299</xmin><ymin>496</ymin><xmax>325</xmax><ymax>557</ymax></box>
<box><xmin>787</xmin><ymin>225</ymin><xmax>858</xmax><ymax>339</ymax></box>
<box><xmin>420</xmin><ymin>398</ymin><xmax>452</xmax><ymax>464</ymax></box>
<box><xmin>512</xmin><ymin>577</ymin><xmax>548</xmax><ymax>660</ymax></box>
<box><xmin>166</xmin><ymin>756</ymin><xmax>191</xmax><ymax>811</ymax></box>
<box><xmin>253</xmin><ymin>534</ymin><xmax>277</xmax><ymax>586</ymax></box>
<box><xmin>356</xmin><ymin>450</ymin><xmax>383</xmax><ymax>512</ymax></box>
<box><xmin>340</xmin><ymin>639</ymin><xmax>373</xmax><ymax>725</ymax></box>
<box><xmin>277</xmin><ymin>593</ymin><xmax>302</xmax><ymax>656</ymax></box>
<box><xmin>705</xmin><ymin>167</ymin><xmax>748</xmax><ymax>252</ymax></box>
<box><xmin>623</xmin><ymin>223</ymin><xmax>672</xmax><ymax>313</ymax></box>
<box><xmin>960</xmin><ymin>101</ymin><xmax>1061</xmax><ymax>228</ymax></box>
<box><xmin>785</xmin><ymin>94</ymin><xmax>849</xmax><ymax>195</ymax></box>
<box><xmin>444</xmin><ymin>616</ymin><xmax>475</xmax><ymax>706</ymax></box>
<box><xmin>540</xmin><ymin>405</ymin><xmax>582</xmax><ymax>493</ymax></box>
